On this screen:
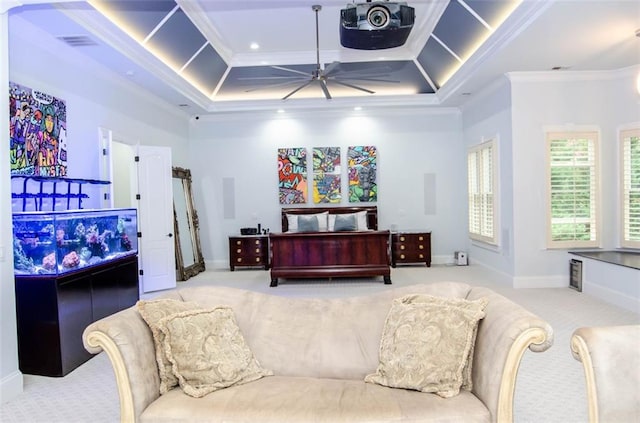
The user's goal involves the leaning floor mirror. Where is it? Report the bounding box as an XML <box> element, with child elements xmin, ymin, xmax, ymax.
<box><xmin>172</xmin><ymin>167</ymin><xmax>205</xmax><ymax>281</ymax></box>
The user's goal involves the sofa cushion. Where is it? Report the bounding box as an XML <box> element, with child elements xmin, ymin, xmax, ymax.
<box><xmin>137</xmin><ymin>298</ymin><xmax>204</xmax><ymax>394</ymax></box>
<box><xmin>141</xmin><ymin>376</ymin><xmax>491</xmax><ymax>423</ymax></box>
<box><xmin>365</xmin><ymin>294</ymin><xmax>487</xmax><ymax>398</ymax></box>
<box><xmin>176</xmin><ymin>283</ymin><xmax>474</xmax><ymax>381</ymax></box>
<box><xmin>158</xmin><ymin>307</ymin><xmax>273</xmax><ymax>398</ymax></box>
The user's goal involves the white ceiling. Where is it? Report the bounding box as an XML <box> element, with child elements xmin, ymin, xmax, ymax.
<box><xmin>7</xmin><ymin>0</ymin><xmax>640</xmax><ymax>115</ymax></box>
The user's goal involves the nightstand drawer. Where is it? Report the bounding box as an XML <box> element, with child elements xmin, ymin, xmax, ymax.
<box><xmin>228</xmin><ymin>235</ymin><xmax>269</xmax><ymax>271</ymax></box>
<box><xmin>391</xmin><ymin>231</ymin><xmax>431</xmax><ymax>267</ymax></box>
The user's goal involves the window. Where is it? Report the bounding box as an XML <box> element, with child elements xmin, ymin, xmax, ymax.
<box><xmin>621</xmin><ymin>128</ymin><xmax>640</xmax><ymax>249</ymax></box>
<box><xmin>467</xmin><ymin>139</ymin><xmax>497</xmax><ymax>245</ymax></box>
<box><xmin>546</xmin><ymin>131</ymin><xmax>599</xmax><ymax>248</ymax></box>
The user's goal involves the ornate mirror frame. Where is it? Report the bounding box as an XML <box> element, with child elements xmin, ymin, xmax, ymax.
<box><xmin>172</xmin><ymin>167</ymin><xmax>205</xmax><ymax>280</ymax></box>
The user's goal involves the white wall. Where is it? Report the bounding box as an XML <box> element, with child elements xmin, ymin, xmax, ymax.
<box><xmin>188</xmin><ymin>108</ymin><xmax>468</xmax><ymax>268</ymax></box>
<box><xmin>509</xmin><ymin>67</ymin><xmax>640</xmax><ymax>287</ymax></box>
<box><xmin>2</xmin><ymin>11</ymin><xmax>190</xmax><ymax>401</ymax></box>
<box><xmin>461</xmin><ymin>76</ymin><xmax>514</xmax><ymax>281</ymax></box>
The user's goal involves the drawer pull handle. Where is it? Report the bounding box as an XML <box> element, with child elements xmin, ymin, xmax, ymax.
<box><xmin>236</xmin><ymin>241</ymin><xmax>241</xmax><ymax>245</ymax></box>
<box><xmin>255</xmin><ymin>248</ymin><xmax>260</xmax><ymax>253</ymax></box>
<box><xmin>419</xmin><ymin>245</ymin><xmax>424</xmax><ymax>249</ymax></box>
<box><xmin>419</xmin><ymin>254</ymin><xmax>424</xmax><ymax>259</ymax></box>
<box><xmin>237</xmin><ymin>258</ymin><xmax>242</xmax><ymax>263</ymax></box>
<box><xmin>399</xmin><ymin>236</ymin><xmax>405</xmax><ymax>241</ymax></box>
<box><xmin>400</xmin><ymin>245</ymin><xmax>405</xmax><ymax>250</ymax></box>
<box><xmin>255</xmin><ymin>240</ymin><xmax>260</xmax><ymax>245</ymax></box>
<box><xmin>418</xmin><ymin>236</ymin><xmax>424</xmax><ymax>241</ymax></box>
<box><xmin>255</xmin><ymin>258</ymin><xmax>260</xmax><ymax>262</ymax></box>
<box><xmin>237</xmin><ymin>249</ymin><xmax>241</xmax><ymax>253</ymax></box>
<box><xmin>400</xmin><ymin>254</ymin><xmax>405</xmax><ymax>259</ymax></box>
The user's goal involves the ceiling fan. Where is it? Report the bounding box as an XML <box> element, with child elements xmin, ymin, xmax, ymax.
<box><xmin>240</xmin><ymin>4</ymin><xmax>398</xmax><ymax>100</ymax></box>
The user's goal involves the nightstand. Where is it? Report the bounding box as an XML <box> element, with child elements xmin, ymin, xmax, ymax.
<box><xmin>391</xmin><ymin>231</ymin><xmax>431</xmax><ymax>267</ymax></box>
<box><xmin>228</xmin><ymin>235</ymin><xmax>269</xmax><ymax>271</ymax></box>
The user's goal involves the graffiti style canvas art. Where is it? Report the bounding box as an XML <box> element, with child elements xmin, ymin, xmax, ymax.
<box><xmin>348</xmin><ymin>145</ymin><xmax>377</xmax><ymax>202</ymax></box>
<box><xmin>9</xmin><ymin>82</ymin><xmax>68</xmax><ymax>177</ymax></box>
<box><xmin>278</xmin><ymin>147</ymin><xmax>308</xmax><ymax>204</ymax></box>
<box><xmin>313</xmin><ymin>147</ymin><xmax>341</xmax><ymax>204</ymax></box>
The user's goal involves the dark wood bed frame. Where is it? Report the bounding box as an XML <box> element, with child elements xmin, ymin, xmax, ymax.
<box><xmin>269</xmin><ymin>206</ymin><xmax>391</xmax><ymax>287</ymax></box>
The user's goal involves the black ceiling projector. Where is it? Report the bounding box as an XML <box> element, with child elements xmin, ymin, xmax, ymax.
<box><xmin>340</xmin><ymin>1</ymin><xmax>415</xmax><ymax>50</ymax></box>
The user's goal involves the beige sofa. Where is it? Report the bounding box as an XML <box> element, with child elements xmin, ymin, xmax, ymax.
<box><xmin>83</xmin><ymin>282</ymin><xmax>553</xmax><ymax>423</ymax></box>
<box><xmin>571</xmin><ymin>325</ymin><xmax>640</xmax><ymax>423</ymax></box>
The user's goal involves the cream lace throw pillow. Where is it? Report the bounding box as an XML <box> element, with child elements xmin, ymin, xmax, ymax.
<box><xmin>365</xmin><ymin>294</ymin><xmax>488</xmax><ymax>398</ymax></box>
<box><xmin>137</xmin><ymin>299</ymin><xmax>204</xmax><ymax>394</ymax></box>
<box><xmin>158</xmin><ymin>307</ymin><xmax>273</xmax><ymax>398</ymax></box>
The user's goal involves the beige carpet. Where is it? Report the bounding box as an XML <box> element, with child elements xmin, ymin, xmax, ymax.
<box><xmin>2</xmin><ymin>264</ymin><xmax>638</xmax><ymax>422</ymax></box>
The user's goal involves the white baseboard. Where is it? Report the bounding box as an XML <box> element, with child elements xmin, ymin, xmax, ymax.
<box><xmin>512</xmin><ymin>274</ymin><xmax>567</xmax><ymax>289</ymax></box>
<box><xmin>583</xmin><ymin>281</ymin><xmax>640</xmax><ymax>314</ymax></box>
<box><xmin>1</xmin><ymin>370</ymin><xmax>23</xmax><ymax>404</ymax></box>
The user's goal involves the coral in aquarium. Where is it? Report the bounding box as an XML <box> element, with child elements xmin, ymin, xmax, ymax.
<box><xmin>85</xmin><ymin>224</ymin><xmax>113</xmax><ymax>258</ymax></box>
<box><xmin>13</xmin><ymin>237</ymin><xmax>34</xmax><ymax>273</ymax></box>
<box><xmin>42</xmin><ymin>252</ymin><xmax>56</xmax><ymax>270</ymax></box>
<box><xmin>120</xmin><ymin>234</ymin><xmax>132</xmax><ymax>251</ymax></box>
<box><xmin>74</xmin><ymin>222</ymin><xmax>85</xmax><ymax>240</ymax></box>
<box><xmin>62</xmin><ymin>251</ymin><xmax>80</xmax><ymax>268</ymax></box>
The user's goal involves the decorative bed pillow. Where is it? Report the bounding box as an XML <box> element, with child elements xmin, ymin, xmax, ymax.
<box><xmin>137</xmin><ymin>298</ymin><xmax>204</xmax><ymax>394</ymax></box>
<box><xmin>297</xmin><ymin>215</ymin><xmax>319</xmax><ymax>232</ymax></box>
<box><xmin>286</xmin><ymin>212</ymin><xmax>328</xmax><ymax>232</ymax></box>
<box><xmin>328</xmin><ymin>210</ymin><xmax>369</xmax><ymax>231</ymax></box>
<box><xmin>157</xmin><ymin>307</ymin><xmax>273</xmax><ymax>398</ymax></box>
<box><xmin>333</xmin><ymin>214</ymin><xmax>357</xmax><ymax>231</ymax></box>
<box><xmin>365</xmin><ymin>294</ymin><xmax>488</xmax><ymax>398</ymax></box>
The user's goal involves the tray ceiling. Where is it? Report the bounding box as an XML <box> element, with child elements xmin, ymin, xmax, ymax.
<box><xmin>7</xmin><ymin>1</ymin><xmax>640</xmax><ymax>114</ymax></box>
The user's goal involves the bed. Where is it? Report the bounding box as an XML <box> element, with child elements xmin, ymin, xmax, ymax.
<box><xmin>268</xmin><ymin>206</ymin><xmax>391</xmax><ymax>287</ymax></box>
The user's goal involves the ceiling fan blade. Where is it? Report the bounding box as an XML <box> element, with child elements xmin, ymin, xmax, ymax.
<box><xmin>333</xmin><ymin>76</ymin><xmax>401</xmax><ymax>83</ymax></box>
<box><xmin>270</xmin><ymin>65</ymin><xmax>311</xmax><ymax>77</ymax></box>
<box><xmin>330</xmin><ymin>80</ymin><xmax>375</xmax><ymax>94</ymax></box>
<box><xmin>244</xmin><ymin>79</ymin><xmax>310</xmax><ymax>93</ymax></box>
<box><xmin>328</xmin><ymin>66</ymin><xmax>395</xmax><ymax>76</ymax></box>
<box><xmin>282</xmin><ymin>80</ymin><xmax>313</xmax><ymax>100</ymax></box>
<box><xmin>319</xmin><ymin>80</ymin><xmax>332</xmax><ymax>100</ymax></box>
<box><xmin>323</xmin><ymin>61</ymin><xmax>340</xmax><ymax>76</ymax></box>
<box><xmin>238</xmin><ymin>75</ymin><xmax>308</xmax><ymax>81</ymax></box>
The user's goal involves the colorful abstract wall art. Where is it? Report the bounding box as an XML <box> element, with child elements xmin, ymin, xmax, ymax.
<box><xmin>348</xmin><ymin>145</ymin><xmax>377</xmax><ymax>202</ymax></box>
<box><xmin>278</xmin><ymin>147</ymin><xmax>308</xmax><ymax>204</ymax></box>
<box><xmin>9</xmin><ymin>82</ymin><xmax>68</xmax><ymax>177</ymax></box>
<box><xmin>312</xmin><ymin>147</ymin><xmax>341</xmax><ymax>204</ymax></box>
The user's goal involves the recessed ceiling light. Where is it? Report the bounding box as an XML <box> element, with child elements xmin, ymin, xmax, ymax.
<box><xmin>354</xmin><ymin>106</ymin><xmax>362</xmax><ymax>111</ymax></box>
<box><xmin>277</xmin><ymin>109</ymin><xmax>285</xmax><ymax>114</ymax></box>
<box><xmin>250</xmin><ymin>42</ymin><xmax>260</xmax><ymax>50</ymax></box>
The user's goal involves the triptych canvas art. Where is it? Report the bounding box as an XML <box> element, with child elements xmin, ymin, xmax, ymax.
<box><xmin>278</xmin><ymin>146</ymin><xmax>377</xmax><ymax>205</ymax></box>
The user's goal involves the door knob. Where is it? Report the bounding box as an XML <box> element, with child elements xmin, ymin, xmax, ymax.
<box><xmin>167</xmin><ymin>233</ymin><xmax>173</xmax><ymax>237</ymax></box>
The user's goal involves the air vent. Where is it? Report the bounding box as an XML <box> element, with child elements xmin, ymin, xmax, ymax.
<box><xmin>57</xmin><ymin>35</ymin><xmax>98</xmax><ymax>47</ymax></box>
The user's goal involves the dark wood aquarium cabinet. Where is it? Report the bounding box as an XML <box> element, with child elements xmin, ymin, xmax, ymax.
<box><xmin>15</xmin><ymin>254</ymin><xmax>139</xmax><ymax>376</ymax></box>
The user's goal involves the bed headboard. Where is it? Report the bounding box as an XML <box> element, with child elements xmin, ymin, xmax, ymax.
<box><xmin>281</xmin><ymin>206</ymin><xmax>378</xmax><ymax>232</ymax></box>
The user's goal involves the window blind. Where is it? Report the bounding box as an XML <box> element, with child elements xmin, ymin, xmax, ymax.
<box><xmin>622</xmin><ymin>129</ymin><xmax>640</xmax><ymax>248</ymax></box>
<box><xmin>547</xmin><ymin>132</ymin><xmax>598</xmax><ymax>248</ymax></box>
<box><xmin>468</xmin><ymin>140</ymin><xmax>496</xmax><ymax>244</ymax></box>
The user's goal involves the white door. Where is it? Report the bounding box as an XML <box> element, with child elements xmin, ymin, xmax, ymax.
<box><xmin>136</xmin><ymin>145</ymin><xmax>176</xmax><ymax>293</ymax></box>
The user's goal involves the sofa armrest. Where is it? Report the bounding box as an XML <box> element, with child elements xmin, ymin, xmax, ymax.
<box><xmin>467</xmin><ymin>287</ymin><xmax>553</xmax><ymax>423</ymax></box>
<box><xmin>83</xmin><ymin>306</ymin><xmax>161</xmax><ymax>423</ymax></box>
<box><xmin>571</xmin><ymin>325</ymin><xmax>640</xmax><ymax>423</ymax></box>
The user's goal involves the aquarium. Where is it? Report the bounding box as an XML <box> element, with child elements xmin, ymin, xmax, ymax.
<box><xmin>12</xmin><ymin>208</ymin><xmax>138</xmax><ymax>276</ymax></box>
